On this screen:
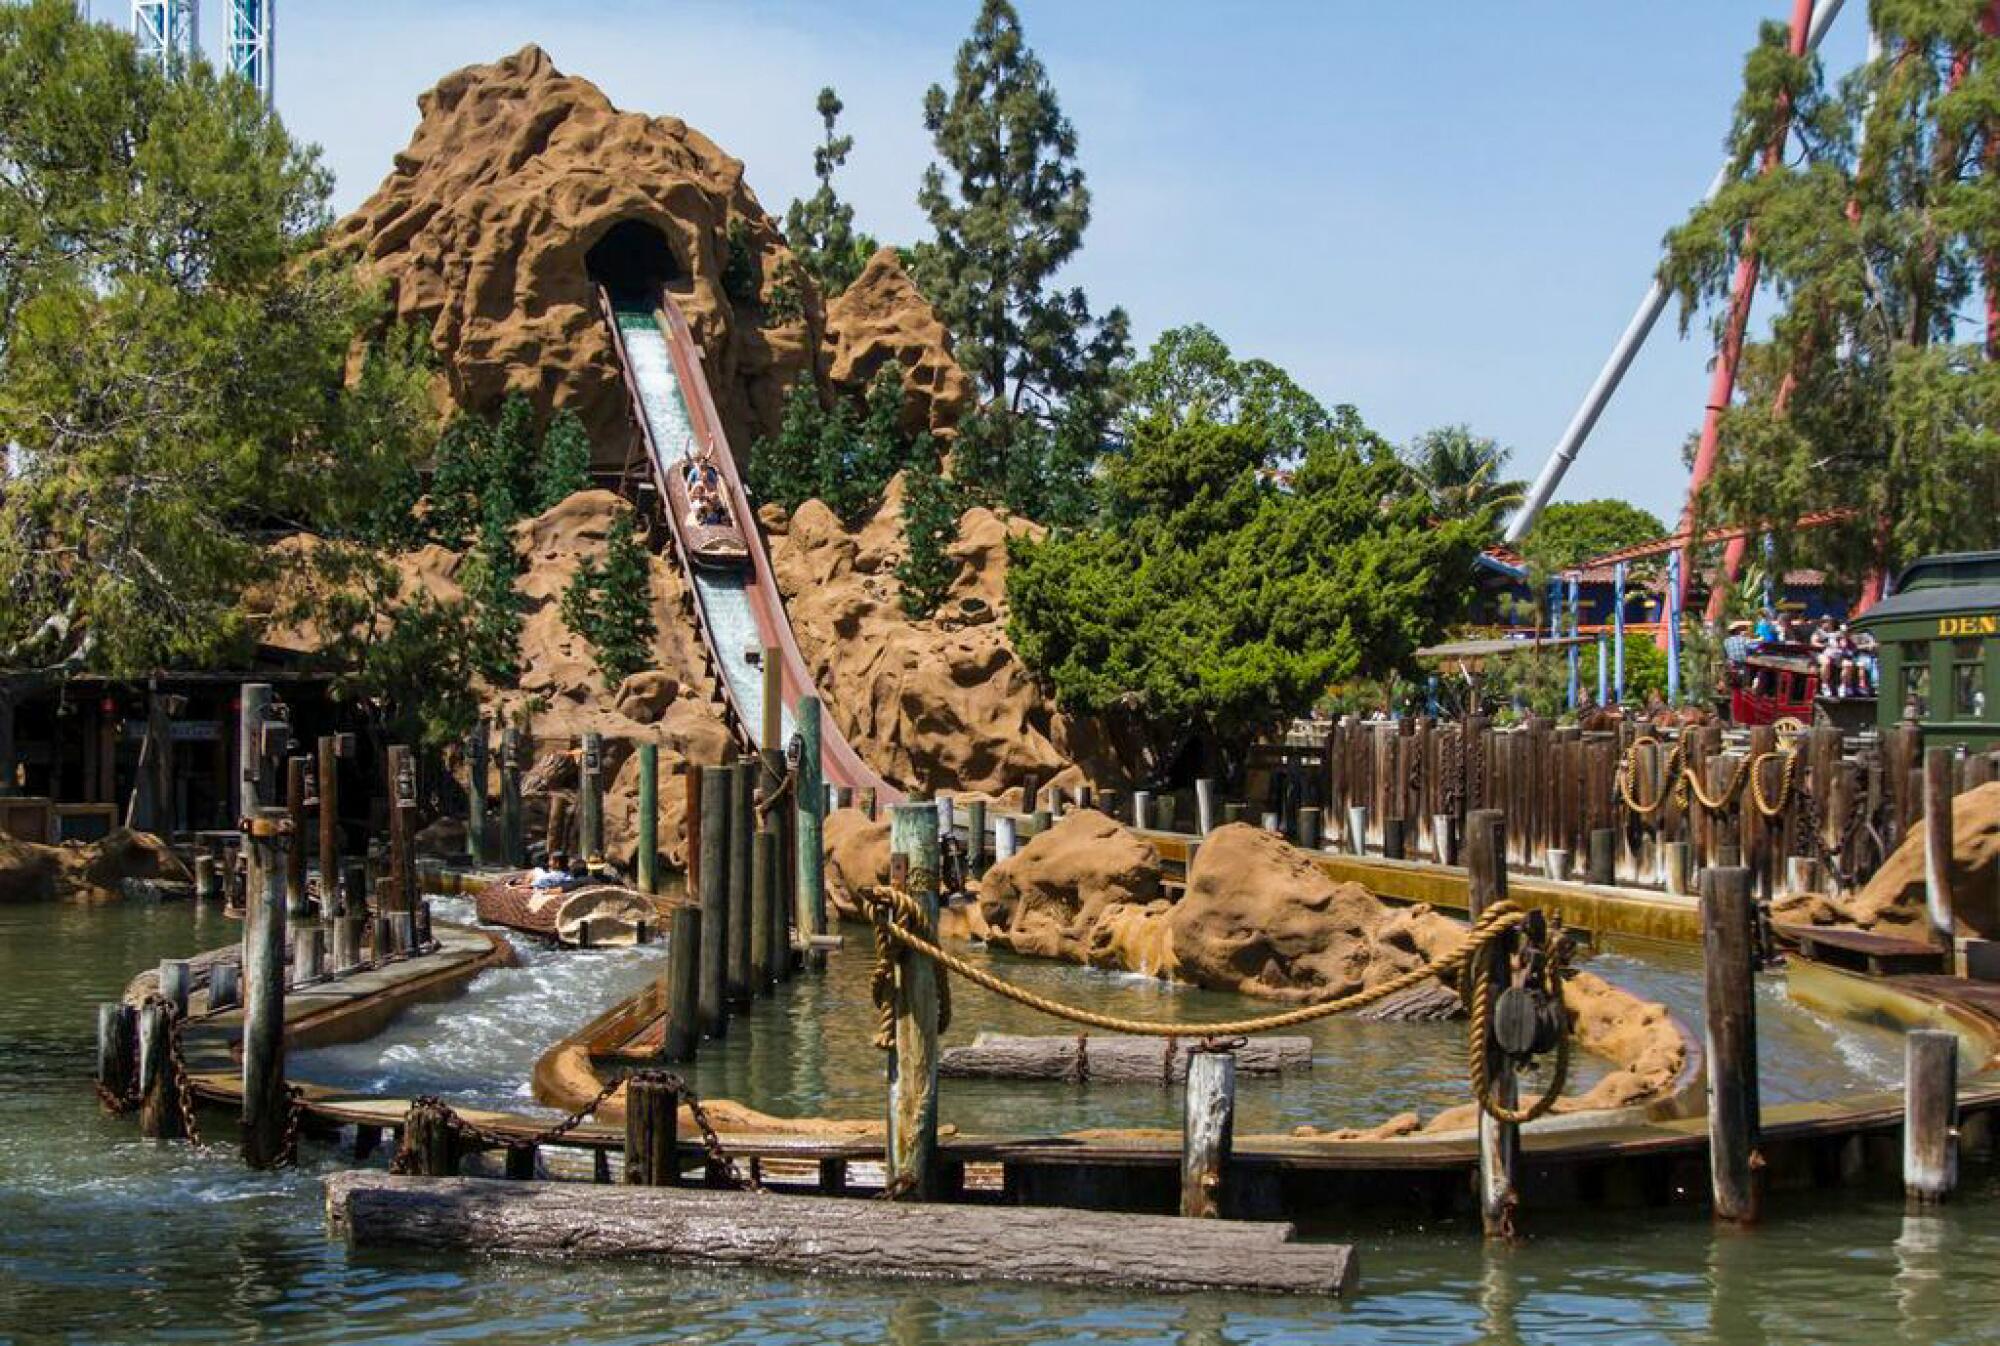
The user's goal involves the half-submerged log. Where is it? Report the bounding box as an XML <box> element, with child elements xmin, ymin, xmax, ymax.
<box><xmin>325</xmin><ymin>1172</ymin><xmax>1358</xmax><ymax>1296</ymax></box>
<box><xmin>940</xmin><ymin>1032</ymin><xmax>1313</xmax><ymax>1083</ymax></box>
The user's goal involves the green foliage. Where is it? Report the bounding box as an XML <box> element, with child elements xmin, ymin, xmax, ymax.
<box><xmin>535</xmin><ymin>409</ymin><xmax>593</xmax><ymax>512</ymax></box>
<box><xmin>915</xmin><ymin>0</ymin><xmax>1129</xmax><ymax>495</ymax></box>
<box><xmin>749</xmin><ymin>367</ymin><xmax>925</xmax><ymax>527</ymax></box>
<box><xmin>561</xmin><ymin>508</ymin><xmax>658</xmax><ymax>686</ymax></box>
<box><xmin>1007</xmin><ymin>404</ymin><xmax>1485</xmax><ymax>752</ymax></box>
<box><xmin>1118</xmin><ymin>323</ymin><xmax>1331</xmax><ymax>456</ymax></box>
<box><xmin>722</xmin><ymin>218</ymin><xmax>759</xmax><ymax>306</ymax></box>
<box><xmin>1520</xmin><ymin>498</ymin><xmax>1666</xmax><ymax>574</ymax></box>
<box><xmin>460</xmin><ymin>503</ymin><xmax>521</xmax><ymax>686</ymax></box>
<box><xmin>1401</xmin><ymin>425</ymin><xmax>1524</xmax><ymax>529</ymax></box>
<box><xmin>1660</xmin><ymin>9</ymin><xmax>2000</xmax><ymax>588</ymax></box>
<box><xmin>0</xmin><ymin>1</ymin><xmax>434</xmax><ymax>674</ymax></box>
<box><xmin>305</xmin><ymin>543</ymin><xmax>483</xmax><ymax>750</ymax></box>
<box><xmin>783</xmin><ymin>87</ymin><xmax>877</xmax><ymax>296</ymax></box>
<box><xmin>896</xmin><ymin>449</ymin><xmax>961</xmax><ymax>618</ymax></box>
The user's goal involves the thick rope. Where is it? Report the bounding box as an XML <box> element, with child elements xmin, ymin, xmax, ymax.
<box><xmin>1616</xmin><ymin>737</ymin><xmax>1685</xmax><ymax>817</ymax></box>
<box><xmin>859</xmin><ymin>886</ymin><xmax>1530</xmax><ymax>1040</ymax></box>
<box><xmin>1466</xmin><ymin>941</ymin><xmax>1570</xmax><ymax>1124</ymax></box>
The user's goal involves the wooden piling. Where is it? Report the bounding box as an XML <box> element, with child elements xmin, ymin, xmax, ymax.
<box><xmin>97</xmin><ymin>1002</ymin><xmax>136</xmax><ymax>1110</ymax></box>
<box><xmin>386</xmin><ymin>745</ymin><xmax>416</xmax><ymax>915</ymax></box>
<box><xmin>334</xmin><ymin>861</ymin><xmax>367</xmax><ymax>969</ymax></box>
<box><xmin>238</xmin><ymin>682</ymin><xmax>275</xmax><ymax>816</ymax></box>
<box><xmin>697</xmin><ymin>765</ymin><xmax>730</xmax><ymax>1039</ymax></box>
<box><xmin>636</xmin><ymin>741</ymin><xmax>659</xmax><ymax>896</ymax></box>
<box><xmin>277</xmin><ymin>756</ymin><xmax>308</xmax><ymax>919</ymax></box>
<box><xmin>579</xmin><ymin>732</ymin><xmax>604</xmax><ymax>861</ymax></box>
<box><xmin>1467</xmin><ymin>809</ymin><xmax>1518</xmax><ymax>1240</ymax></box>
<box><xmin>467</xmin><ymin>722</ymin><xmax>489</xmax><ymax>866</ymax></box>
<box><xmin>242</xmin><ymin>807</ymin><xmax>290</xmax><ymax>1168</ymax></box>
<box><xmin>1588</xmin><ymin>828</ymin><xmax>1616</xmax><ymax>886</ymax></box>
<box><xmin>1298</xmin><ymin>806</ymin><xmax>1323</xmax><ymax>852</ymax></box>
<box><xmin>965</xmin><ymin>798</ymin><xmax>988</xmax><ymax>878</ymax></box>
<box><xmin>403</xmin><ymin>1107</ymin><xmax>458</xmax><ymax>1177</ymax></box>
<box><xmin>209</xmin><ymin>961</ymin><xmax>240</xmax><ymax>1011</ymax></box>
<box><xmin>317</xmin><ymin>735</ymin><xmax>340</xmax><ymax>920</ymax></box>
<box><xmin>292</xmin><ymin>924</ymin><xmax>325</xmax><ymax>985</ymax></box>
<box><xmin>727</xmin><ymin>757</ymin><xmax>754</xmax><ymax>1005</ymax></box>
<box><xmin>1923</xmin><ymin>747</ymin><xmax>1956</xmax><ymax>952</ymax></box>
<box><xmin>1701</xmin><ymin>865</ymin><xmax>1761</xmax><ymax>1223</ymax></box>
<box><xmin>1664</xmin><ymin>841</ymin><xmax>1693</xmax><ymax>896</ymax></box>
<box><xmin>1382</xmin><ymin>817</ymin><xmax>1406</xmax><ymax>860</ymax></box>
<box><xmin>795</xmin><ymin>695</ymin><xmax>826</xmax><ymax>960</ymax></box>
<box><xmin>137</xmin><ymin>1000</ymin><xmax>181</xmax><ymax>1139</ymax></box>
<box><xmin>887</xmin><ymin>802</ymin><xmax>942</xmax><ymax>1200</ymax></box>
<box><xmin>684</xmin><ymin>763</ymin><xmax>704</xmax><ymax>900</ymax></box>
<box><xmin>499</xmin><ymin>726</ymin><xmax>524</xmax><ymax>867</ymax></box>
<box><xmin>1904</xmin><ymin>1030</ymin><xmax>1958</xmax><ymax>1205</ymax></box>
<box><xmin>664</xmin><ymin>906</ymin><xmax>701</xmax><ymax>1062</ymax></box>
<box><xmin>1180</xmin><ymin>1049</ymin><xmax>1237</xmax><ymax>1219</ymax></box>
<box><xmin>750</xmin><ymin>822</ymin><xmax>776</xmax><ymax>994</ymax></box>
<box><xmin>157</xmin><ymin>959</ymin><xmax>192</xmax><ymax>1017</ymax></box>
<box><xmin>624</xmin><ymin>1075</ymin><xmax>680</xmax><ymax>1186</ymax></box>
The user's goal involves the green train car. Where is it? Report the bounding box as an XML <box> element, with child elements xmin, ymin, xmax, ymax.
<box><xmin>1853</xmin><ymin>551</ymin><xmax>2000</xmax><ymax>751</ymax></box>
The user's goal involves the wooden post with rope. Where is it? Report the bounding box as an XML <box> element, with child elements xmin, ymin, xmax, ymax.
<box><xmin>242</xmin><ymin>805</ymin><xmax>290</xmax><ymax>1169</ymax></box>
<box><xmin>1701</xmin><ymin>865</ymin><xmax>1761</xmax><ymax>1223</ymax></box>
<box><xmin>1180</xmin><ymin>1048</ymin><xmax>1236</xmax><ymax>1219</ymax></box>
<box><xmin>887</xmin><ymin>802</ymin><xmax>942</xmax><ymax>1200</ymax></box>
<box><xmin>1467</xmin><ymin>808</ymin><xmax>1518</xmax><ymax>1240</ymax></box>
<box><xmin>625</xmin><ymin>1075</ymin><xmax>679</xmax><ymax>1186</ymax></box>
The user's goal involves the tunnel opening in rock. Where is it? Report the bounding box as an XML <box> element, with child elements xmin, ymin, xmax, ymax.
<box><xmin>586</xmin><ymin>219</ymin><xmax>680</xmax><ymax>303</ymax></box>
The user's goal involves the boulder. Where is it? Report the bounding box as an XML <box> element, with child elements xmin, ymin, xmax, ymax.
<box><xmin>1168</xmin><ymin>824</ymin><xmax>1465</xmax><ymax>1002</ymax></box>
<box><xmin>822</xmin><ymin>247</ymin><xmax>971</xmax><ymax>439</ymax></box>
<box><xmin>823</xmin><ymin>808</ymin><xmax>891</xmax><ymax>922</ymax></box>
<box><xmin>1777</xmin><ymin>781</ymin><xmax>2000</xmax><ymax>937</ymax></box>
<box><xmin>977</xmin><ymin>810</ymin><xmax>1161</xmax><ymax>963</ymax></box>
<box><xmin>0</xmin><ymin>829</ymin><xmax>189</xmax><ymax>904</ymax></box>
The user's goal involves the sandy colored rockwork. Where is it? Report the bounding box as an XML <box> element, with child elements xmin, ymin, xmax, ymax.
<box><xmin>769</xmin><ymin>476</ymin><xmax>1142</xmax><ymax>797</ymax></box>
<box><xmin>821</xmin><ymin>247</ymin><xmax>971</xmax><ymax>439</ymax></box>
<box><xmin>823</xmin><ymin>811</ymin><xmax>1688</xmax><ymax>1131</ymax></box>
<box><xmin>1775</xmin><ymin>781</ymin><xmax>2000</xmax><ymax>938</ymax></box>
<box><xmin>334</xmin><ymin>46</ymin><xmax>963</xmax><ymax>467</ymax></box>
<box><xmin>0</xmin><ymin>829</ymin><xmax>188</xmax><ymax>904</ymax></box>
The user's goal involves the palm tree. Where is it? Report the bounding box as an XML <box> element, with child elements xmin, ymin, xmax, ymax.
<box><xmin>1403</xmin><ymin>425</ymin><xmax>1525</xmax><ymax>525</ymax></box>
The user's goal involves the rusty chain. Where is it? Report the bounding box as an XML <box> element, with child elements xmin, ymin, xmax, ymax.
<box><xmin>162</xmin><ymin>999</ymin><xmax>206</xmax><ymax>1150</ymax></box>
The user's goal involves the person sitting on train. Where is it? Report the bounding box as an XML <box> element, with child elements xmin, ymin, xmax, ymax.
<box><xmin>1724</xmin><ymin>620</ymin><xmax>1754</xmax><ymax>665</ymax></box>
<box><xmin>1845</xmin><ymin>628</ymin><xmax>1878</xmax><ymax>697</ymax></box>
<box><xmin>1811</xmin><ymin>615</ymin><xmax>1844</xmax><ymax>693</ymax></box>
<box><xmin>1754</xmin><ymin>610</ymin><xmax>1782</xmax><ymax>644</ymax></box>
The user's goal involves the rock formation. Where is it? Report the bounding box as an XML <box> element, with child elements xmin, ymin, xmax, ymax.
<box><xmin>768</xmin><ymin>476</ymin><xmax>1142</xmax><ymax>796</ymax></box>
<box><xmin>1774</xmin><ymin>781</ymin><xmax>2000</xmax><ymax>936</ymax></box>
<box><xmin>821</xmin><ymin>247</ymin><xmax>971</xmax><ymax>439</ymax></box>
<box><xmin>335</xmin><ymin>46</ymin><xmax>966</xmax><ymax>468</ymax></box>
<box><xmin>0</xmin><ymin>829</ymin><xmax>188</xmax><ymax>904</ymax></box>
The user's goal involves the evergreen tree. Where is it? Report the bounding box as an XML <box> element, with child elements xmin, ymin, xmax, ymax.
<box><xmin>784</xmin><ymin>87</ymin><xmax>876</xmax><ymax>295</ymax></box>
<box><xmin>917</xmin><ymin>0</ymin><xmax>1129</xmax><ymax>413</ymax></box>
<box><xmin>534</xmin><ymin>408</ymin><xmax>592</xmax><ymax>511</ymax></box>
<box><xmin>485</xmin><ymin>393</ymin><xmax>541</xmax><ymax>519</ymax></box>
<box><xmin>1661</xmin><ymin>8</ymin><xmax>2000</xmax><ymax>583</ymax></box>
<box><xmin>896</xmin><ymin>448</ymin><xmax>962</xmax><ymax>618</ymax></box>
<box><xmin>461</xmin><ymin>501</ymin><xmax>521</xmax><ymax>685</ymax></box>
<box><xmin>560</xmin><ymin>509</ymin><xmax>658</xmax><ymax>686</ymax></box>
<box><xmin>750</xmin><ymin>379</ymin><xmax>826</xmax><ymax>511</ymax></box>
<box><xmin>915</xmin><ymin>0</ymin><xmax>1128</xmax><ymax>512</ymax></box>
<box><xmin>426</xmin><ymin>415</ymin><xmax>488</xmax><ymax>542</ymax></box>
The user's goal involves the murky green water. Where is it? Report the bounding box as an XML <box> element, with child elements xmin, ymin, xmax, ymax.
<box><xmin>5</xmin><ymin>900</ymin><xmax>1999</xmax><ymax>1344</ymax></box>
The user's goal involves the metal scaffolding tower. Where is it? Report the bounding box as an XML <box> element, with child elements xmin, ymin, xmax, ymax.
<box><xmin>131</xmin><ymin>1</ymin><xmax>198</xmax><ymax>70</ymax></box>
<box><xmin>227</xmin><ymin>0</ymin><xmax>275</xmax><ymax>105</ymax></box>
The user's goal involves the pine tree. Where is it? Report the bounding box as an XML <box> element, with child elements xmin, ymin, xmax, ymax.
<box><xmin>784</xmin><ymin>87</ymin><xmax>876</xmax><ymax>295</ymax></box>
<box><xmin>535</xmin><ymin>408</ymin><xmax>593</xmax><ymax>511</ymax></box>
<box><xmin>559</xmin><ymin>510</ymin><xmax>658</xmax><ymax>686</ymax></box>
<box><xmin>917</xmin><ymin>0</ymin><xmax>1129</xmax><ymax>415</ymax></box>
<box><xmin>1661</xmin><ymin>10</ymin><xmax>2000</xmax><ymax>583</ymax></box>
<box><xmin>750</xmin><ymin>379</ymin><xmax>825</xmax><ymax>513</ymax></box>
<box><xmin>485</xmin><ymin>393</ymin><xmax>541</xmax><ymax>520</ymax></box>
<box><xmin>896</xmin><ymin>449</ymin><xmax>963</xmax><ymax>618</ymax></box>
<box><xmin>462</xmin><ymin>500</ymin><xmax>521</xmax><ymax>685</ymax></box>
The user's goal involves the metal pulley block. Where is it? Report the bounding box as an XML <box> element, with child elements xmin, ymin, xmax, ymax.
<box><xmin>1492</xmin><ymin>985</ymin><xmax>1543</xmax><ymax>1060</ymax></box>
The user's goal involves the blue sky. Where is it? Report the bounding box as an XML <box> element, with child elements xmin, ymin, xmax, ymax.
<box><xmin>140</xmin><ymin>1</ymin><xmax>1871</xmax><ymax>523</ymax></box>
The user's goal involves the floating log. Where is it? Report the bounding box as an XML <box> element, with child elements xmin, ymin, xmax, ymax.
<box><xmin>940</xmin><ymin>1032</ymin><xmax>1313</xmax><ymax>1083</ymax></box>
<box><xmin>325</xmin><ymin>1172</ymin><xmax>1358</xmax><ymax>1296</ymax></box>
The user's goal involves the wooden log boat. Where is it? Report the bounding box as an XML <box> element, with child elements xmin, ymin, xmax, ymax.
<box><xmin>663</xmin><ymin>459</ymin><xmax>749</xmax><ymax>571</ymax></box>
<box><xmin>474</xmin><ymin>872</ymin><xmax>660</xmax><ymax>947</ymax></box>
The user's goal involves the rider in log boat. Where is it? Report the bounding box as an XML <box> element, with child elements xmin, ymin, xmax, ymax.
<box><xmin>668</xmin><ymin>434</ymin><xmax>750</xmax><ymax>570</ymax></box>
